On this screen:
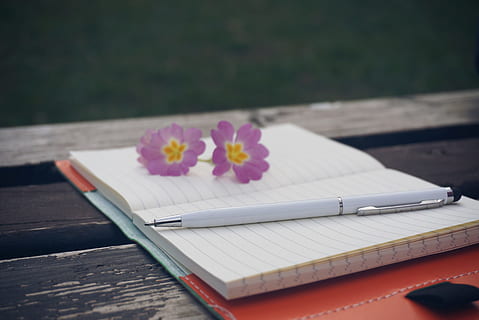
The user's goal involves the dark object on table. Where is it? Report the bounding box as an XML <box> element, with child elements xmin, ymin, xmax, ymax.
<box><xmin>406</xmin><ymin>282</ymin><xmax>479</xmax><ymax>308</ymax></box>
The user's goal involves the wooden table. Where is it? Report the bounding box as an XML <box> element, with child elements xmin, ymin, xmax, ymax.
<box><xmin>1</xmin><ymin>90</ymin><xmax>479</xmax><ymax>319</ymax></box>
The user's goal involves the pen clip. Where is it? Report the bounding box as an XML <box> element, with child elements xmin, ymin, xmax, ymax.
<box><xmin>357</xmin><ymin>199</ymin><xmax>445</xmax><ymax>216</ymax></box>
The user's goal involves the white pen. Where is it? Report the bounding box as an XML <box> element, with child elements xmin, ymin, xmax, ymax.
<box><xmin>145</xmin><ymin>187</ymin><xmax>462</xmax><ymax>228</ymax></box>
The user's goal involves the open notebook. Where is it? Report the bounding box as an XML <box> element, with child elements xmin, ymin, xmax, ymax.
<box><xmin>70</xmin><ymin>124</ymin><xmax>479</xmax><ymax>300</ymax></box>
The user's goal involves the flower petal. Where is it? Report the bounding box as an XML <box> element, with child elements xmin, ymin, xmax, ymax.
<box><xmin>232</xmin><ymin>157</ymin><xmax>269</xmax><ymax>183</ymax></box>
<box><xmin>158</xmin><ymin>124</ymin><xmax>182</xmax><ymax>143</ymax></box>
<box><xmin>146</xmin><ymin>159</ymin><xmax>169</xmax><ymax>175</ymax></box>
<box><xmin>184</xmin><ymin>127</ymin><xmax>202</xmax><ymax>143</ymax></box>
<box><xmin>140</xmin><ymin>146</ymin><xmax>163</xmax><ymax>160</ymax></box>
<box><xmin>211</xmin><ymin>121</ymin><xmax>234</xmax><ymax>146</ymax></box>
<box><xmin>137</xmin><ymin>156</ymin><xmax>147</xmax><ymax>166</ymax></box>
<box><xmin>182</xmin><ymin>150</ymin><xmax>198</xmax><ymax>167</ymax></box>
<box><xmin>245</xmin><ymin>163</ymin><xmax>264</xmax><ymax>181</ymax></box>
<box><xmin>213</xmin><ymin>161</ymin><xmax>231</xmax><ymax>176</ymax></box>
<box><xmin>188</xmin><ymin>140</ymin><xmax>206</xmax><ymax>155</ymax></box>
<box><xmin>232</xmin><ymin>165</ymin><xmax>252</xmax><ymax>183</ymax></box>
<box><xmin>167</xmin><ymin>163</ymin><xmax>183</xmax><ymax>176</ymax></box>
<box><xmin>179</xmin><ymin>163</ymin><xmax>190</xmax><ymax>175</ymax></box>
<box><xmin>211</xmin><ymin>129</ymin><xmax>227</xmax><ymax>147</ymax></box>
<box><xmin>150</xmin><ymin>131</ymin><xmax>166</xmax><ymax>148</ymax></box>
<box><xmin>212</xmin><ymin>147</ymin><xmax>227</xmax><ymax>164</ymax></box>
<box><xmin>136</xmin><ymin>143</ymin><xmax>143</xmax><ymax>154</ymax></box>
<box><xmin>236</xmin><ymin>123</ymin><xmax>253</xmax><ymax>141</ymax></box>
<box><xmin>248</xmin><ymin>159</ymin><xmax>270</xmax><ymax>172</ymax></box>
<box><xmin>170</xmin><ymin>123</ymin><xmax>184</xmax><ymax>141</ymax></box>
<box><xmin>158</xmin><ymin>126</ymin><xmax>172</xmax><ymax>142</ymax></box>
<box><xmin>237</xmin><ymin>125</ymin><xmax>261</xmax><ymax>150</ymax></box>
<box><xmin>217</xmin><ymin>121</ymin><xmax>235</xmax><ymax>139</ymax></box>
<box><xmin>247</xmin><ymin>143</ymin><xmax>269</xmax><ymax>159</ymax></box>
<box><xmin>139</xmin><ymin>129</ymin><xmax>155</xmax><ymax>146</ymax></box>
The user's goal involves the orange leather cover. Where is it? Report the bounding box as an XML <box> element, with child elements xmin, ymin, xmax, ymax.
<box><xmin>181</xmin><ymin>245</ymin><xmax>479</xmax><ymax>320</ymax></box>
<box><xmin>55</xmin><ymin>160</ymin><xmax>96</xmax><ymax>192</ymax></box>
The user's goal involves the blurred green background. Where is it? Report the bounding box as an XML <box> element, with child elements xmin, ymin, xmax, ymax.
<box><xmin>1</xmin><ymin>1</ymin><xmax>478</xmax><ymax>127</ymax></box>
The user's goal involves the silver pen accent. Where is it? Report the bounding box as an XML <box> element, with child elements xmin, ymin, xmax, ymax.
<box><xmin>338</xmin><ymin>197</ymin><xmax>344</xmax><ymax>215</ymax></box>
<box><xmin>357</xmin><ymin>199</ymin><xmax>445</xmax><ymax>216</ymax></box>
<box><xmin>145</xmin><ymin>216</ymin><xmax>183</xmax><ymax>227</ymax></box>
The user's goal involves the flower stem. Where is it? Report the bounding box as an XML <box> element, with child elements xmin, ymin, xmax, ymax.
<box><xmin>198</xmin><ymin>158</ymin><xmax>213</xmax><ymax>165</ymax></box>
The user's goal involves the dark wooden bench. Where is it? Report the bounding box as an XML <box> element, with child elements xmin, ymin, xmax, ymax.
<box><xmin>1</xmin><ymin>90</ymin><xmax>478</xmax><ymax>319</ymax></box>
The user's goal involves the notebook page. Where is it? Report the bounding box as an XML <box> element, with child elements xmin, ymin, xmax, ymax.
<box><xmin>70</xmin><ymin>124</ymin><xmax>384</xmax><ymax>214</ymax></box>
<box><xmin>132</xmin><ymin>169</ymin><xmax>479</xmax><ymax>297</ymax></box>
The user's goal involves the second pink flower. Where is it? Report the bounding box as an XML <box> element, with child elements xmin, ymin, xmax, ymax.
<box><xmin>211</xmin><ymin>121</ymin><xmax>269</xmax><ymax>183</ymax></box>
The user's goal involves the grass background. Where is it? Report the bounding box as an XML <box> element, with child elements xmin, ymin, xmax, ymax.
<box><xmin>1</xmin><ymin>1</ymin><xmax>478</xmax><ymax>127</ymax></box>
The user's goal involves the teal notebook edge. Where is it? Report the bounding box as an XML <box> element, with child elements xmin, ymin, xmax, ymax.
<box><xmin>84</xmin><ymin>190</ymin><xmax>189</xmax><ymax>278</ymax></box>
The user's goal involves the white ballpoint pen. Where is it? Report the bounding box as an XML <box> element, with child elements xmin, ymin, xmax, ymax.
<box><xmin>145</xmin><ymin>187</ymin><xmax>461</xmax><ymax>228</ymax></box>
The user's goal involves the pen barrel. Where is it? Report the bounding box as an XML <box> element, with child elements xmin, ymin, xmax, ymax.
<box><xmin>342</xmin><ymin>187</ymin><xmax>453</xmax><ymax>214</ymax></box>
<box><xmin>179</xmin><ymin>187</ymin><xmax>454</xmax><ymax>228</ymax></box>
<box><xmin>182</xmin><ymin>198</ymin><xmax>340</xmax><ymax>227</ymax></box>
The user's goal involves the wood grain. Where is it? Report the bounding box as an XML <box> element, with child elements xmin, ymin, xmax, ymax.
<box><xmin>252</xmin><ymin>89</ymin><xmax>479</xmax><ymax>137</ymax></box>
<box><xmin>1</xmin><ymin>89</ymin><xmax>478</xmax><ymax>166</ymax></box>
<box><xmin>0</xmin><ymin>244</ymin><xmax>211</xmax><ymax>320</ymax></box>
<box><xmin>0</xmin><ymin>110</ymin><xmax>250</xmax><ymax>167</ymax></box>
<box><xmin>0</xmin><ymin>182</ymin><xmax>105</xmax><ymax>232</ymax></box>
<box><xmin>0</xmin><ymin>182</ymin><xmax>131</xmax><ymax>259</ymax></box>
<box><xmin>366</xmin><ymin>138</ymin><xmax>479</xmax><ymax>199</ymax></box>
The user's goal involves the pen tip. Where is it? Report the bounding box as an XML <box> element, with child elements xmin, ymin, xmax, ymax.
<box><xmin>144</xmin><ymin>216</ymin><xmax>183</xmax><ymax>227</ymax></box>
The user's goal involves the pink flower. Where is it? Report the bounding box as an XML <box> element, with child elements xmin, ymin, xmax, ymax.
<box><xmin>211</xmin><ymin>121</ymin><xmax>269</xmax><ymax>183</ymax></box>
<box><xmin>137</xmin><ymin>123</ymin><xmax>206</xmax><ymax>176</ymax></box>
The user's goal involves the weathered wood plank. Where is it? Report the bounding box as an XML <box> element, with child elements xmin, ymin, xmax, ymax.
<box><xmin>336</xmin><ymin>124</ymin><xmax>479</xmax><ymax>149</ymax></box>
<box><xmin>0</xmin><ymin>110</ymin><xmax>250</xmax><ymax>167</ymax></box>
<box><xmin>1</xmin><ymin>138</ymin><xmax>478</xmax><ymax>259</ymax></box>
<box><xmin>0</xmin><ymin>182</ymin><xmax>131</xmax><ymax>259</ymax></box>
<box><xmin>0</xmin><ymin>182</ymin><xmax>105</xmax><ymax>232</ymax></box>
<box><xmin>366</xmin><ymin>137</ymin><xmax>479</xmax><ymax>199</ymax></box>
<box><xmin>0</xmin><ymin>244</ymin><xmax>212</xmax><ymax>320</ymax></box>
<box><xmin>253</xmin><ymin>89</ymin><xmax>479</xmax><ymax>138</ymax></box>
<box><xmin>0</xmin><ymin>161</ymin><xmax>64</xmax><ymax>188</ymax></box>
<box><xmin>1</xmin><ymin>90</ymin><xmax>478</xmax><ymax>166</ymax></box>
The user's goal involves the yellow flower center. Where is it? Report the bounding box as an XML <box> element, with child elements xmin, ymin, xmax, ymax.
<box><xmin>163</xmin><ymin>139</ymin><xmax>187</xmax><ymax>163</ymax></box>
<box><xmin>226</xmin><ymin>143</ymin><xmax>249</xmax><ymax>165</ymax></box>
